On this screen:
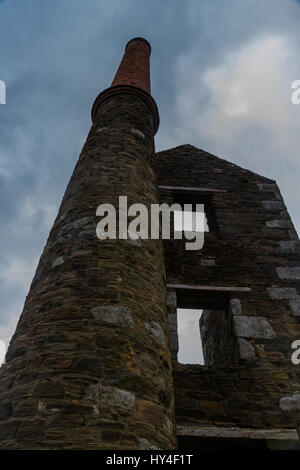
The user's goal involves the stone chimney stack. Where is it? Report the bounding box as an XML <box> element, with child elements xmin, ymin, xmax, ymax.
<box><xmin>92</xmin><ymin>37</ymin><xmax>159</xmax><ymax>133</ymax></box>
<box><xmin>0</xmin><ymin>38</ymin><xmax>176</xmax><ymax>450</ymax></box>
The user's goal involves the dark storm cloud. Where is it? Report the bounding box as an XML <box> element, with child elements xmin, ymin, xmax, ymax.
<box><xmin>0</xmin><ymin>0</ymin><xmax>300</xmax><ymax>360</ymax></box>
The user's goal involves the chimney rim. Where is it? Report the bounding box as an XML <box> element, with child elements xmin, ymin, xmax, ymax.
<box><xmin>125</xmin><ymin>37</ymin><xmax>151</xmax><ymax>55</ymax></box>
<box><xmin>91</xmin><ymin>84</ymin><xmax>159</xmax><ymax>134</ymax></box>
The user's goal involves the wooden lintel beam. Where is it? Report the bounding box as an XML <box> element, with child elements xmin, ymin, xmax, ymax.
<box><xmin>167</xmin><ymin>284</ymin><xmax>251</xmax><ymax>294</ymax></box>
<box><xmin>159</xmin><ymin>185</ymin><xmax>226</xmax><ymax>193</ymax></box>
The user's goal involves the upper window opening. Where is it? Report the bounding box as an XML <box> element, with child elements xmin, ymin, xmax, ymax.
<box><xmin>173</xmin><ymin>193</ymin><xmax>217</xmax><ymax>232</ymax></box>
<box><xmin>177</xmin><ymin>308</ymin><xmax>204</xmax><ymax>364</ymax></box>
<box><xmin>174</xmin><ymin>210</ymin><xmax>209</xmax><ymax>233</ymax></box>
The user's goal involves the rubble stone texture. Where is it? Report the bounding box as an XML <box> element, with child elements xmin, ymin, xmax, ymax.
<box><xmin>158</xmin><ymin>144</ymin><xmax>300</xmax><ymax>448</ymax></box>
<box><xmin>1</xmin><ymin>37</ymin><xmax>300</xmax><ymax>450</ymax></box>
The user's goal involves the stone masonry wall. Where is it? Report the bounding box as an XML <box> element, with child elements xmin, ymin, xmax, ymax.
<box><xmin>157</xmin><ymin>145</ymin><xmax>300</xmax><ymax>444</ymax></box>
<box><xmin>1</xmin><ymin>132</ymin><xmax>300</xmax><ymax>448</ymax></box>
<box><xmin>200</xmin><ymin>309</ymin><xmax>239</xmax><ymax>366</ymax></box>
<box><xmin>0</xmin><ymin>94</ymin><xmax>176</xmax><ymax>450</ymax></box>
<box><xmin>173</xmin><ymin>362</ymin><xmax>300</xmax><ymax>448</ymax></box>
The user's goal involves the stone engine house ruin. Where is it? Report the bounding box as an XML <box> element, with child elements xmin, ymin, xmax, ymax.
<box><xmin>1</xmin><ymin>37</ymin><xmax>300</xmax><ymax>450</ymax></box>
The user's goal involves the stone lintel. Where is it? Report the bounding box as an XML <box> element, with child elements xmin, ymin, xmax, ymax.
<box><xmin>176</xmin><ymin>425</ymin><xmax>299</xmax><ymax>441</ymax></box>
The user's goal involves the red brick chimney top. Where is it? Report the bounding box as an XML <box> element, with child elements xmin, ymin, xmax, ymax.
<box><xmin>111</xmin><ymin>37</ymin><xmax>151</xmax><ymax>93</ymax></box>
<box><xmin>91</xmin><ymin>37</ymin><xmax>159</xmax><ymax>134</ymax></box>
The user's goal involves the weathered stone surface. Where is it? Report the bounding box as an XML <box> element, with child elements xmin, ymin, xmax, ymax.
<box><xmin>177</xmin><ymin>424</ymin><xmax>299</xmax><ymax>441</ymax></box>
<box><xmin>233</xmin><ymin>316</ymin><xmax>276</xmax><ymax>339</ymax></box>
<box><xmin>51</xmin><ymin>256</ymin><xmax>64</xmax><ymax>268</ymax></box>
<box><xmin>200</xmin><ymin>310</ymin><xmax>237</xmax><ymax>366</ymax></box>
<box><xmin>168</xmin><ymin>314</ymin><xmax>177</xmax><ymax>332</ymax></box>
<box><xmin>289</xmin><ymin>228</ymin><xmax>299</xmax><ymax>240</ymax></box>
<box><xmin>72</xmin><ymin>357</ymin><xmax>102</xmax><ymax>377</ymax></box>
<box><xmin>280</xmin><ymin>241</ymin><xmax>299</xmax><ymax>254</ymax></box>
<box><xmin>267</xmin><ymin>287</ymin><xmax>297</xmax><ymax>300</ymax></box>
<box><xmin>0</xmin><ymin>420</ymin><xmax>20</xmax><ymax>441</ymax></box>
<box><xmin>267</xmin><ymin>287</ymin><xmax>300</xmax><ymax>316</ymax></box>
<box><xmin>279</xmin><ymin>394</ymin><xmax>300</xmax><ymax>411</ymax></box>
<box><xmin>131</xmin><ymin>128</ymin><xmax>145</xmax><ymax>139</ymax></box>
<box><xmin>230</xmin><ymin>298</ymin><xmax>242</xmax><ymax>316</ymax></box>
<box><xmin>237</xmin><ymin>338</ymin><xmax>256</xmax><ymax>361</ymax></box>
<box><xmin>14</xmin><ymin>399</ymin><xmax>39</xmax><ymax>417</ymax></box>
<box><xmin>257</xmin><ymin>183</ymin><xmax>277</xmax><ymax>192</ymax></box>
<box><xmin>266</xmin><ymin>219</ymin><xmax>291</xmax><ymax>228</ymax></box>
<box><xmin>17</xmin><ymin>421</ymin><xmax>45</xmax><ymax>442</ymax></box>
<box><xmin>98</xmin><ymin>385</ymin><xmax>135</xmax><ymax>415</ymax></box>
<box><xmin>138</xmin><ymin>438</ymin><xmax>161</xmax><ymax>450</ymax></box>
<box><xmin>166</xmin><ymin>291</ymin><xmax>177</xmax><ymax>314</ymax></box>
<box><xmin>90</xmin><ymin>305</ymin><xmax>134</xmax><ymax>326</ymax></box>
<box><xmin>200</xmin><ymin>259</ymin><xmax>216</xmax><ymax>266</ymax></box>
<box><xmin>124</xmin><ymin>236</ymin><xmax>142</xmax><ymax>247</ymax></box>
<box><xmin>262</xmin><ymin>201</ymin><xmax>284</xmax><ymax>211</ymax></box>
<box><xmin>289</xmin><ymin>297</ymin><xmax>300</xmax><ymax>317</ymax></box>
<box><xmin>0</xmin><ymin>403</ymin><xmax>12</xmax><ymax>420</ymax></box>
<box><xmin>34</xmin><ymin>382</ymin><xmax>65</xmax><ymax>399</ymax></box>
<box><xmin>144</xmin><ymin>322</ymin><xmax>166</xmax><ymax>348</ymax></box>
<box><xmin>169</xmin><ymin>332</ymin><xmax>179</xmax><ymax>359</ymax></box>
<box><xmin>62</xmin><ymin>216</ymin><xmax>94</xmax><ymax>232</ymax></box>
<box><xmin>168</xmin><ymin>313</ymin><xmax>178</xmax><ymax>359</ymax></box>
<box><xmin>277</xmin><ymin>267</ymin><xmax>300</xmax><ymax>280</ymax></box>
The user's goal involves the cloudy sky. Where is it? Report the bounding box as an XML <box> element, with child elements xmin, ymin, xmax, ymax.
<box><xmin>1</xmin><ymin>0</ymin><xmax>300</xmax><ymax>365</ymax></box>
